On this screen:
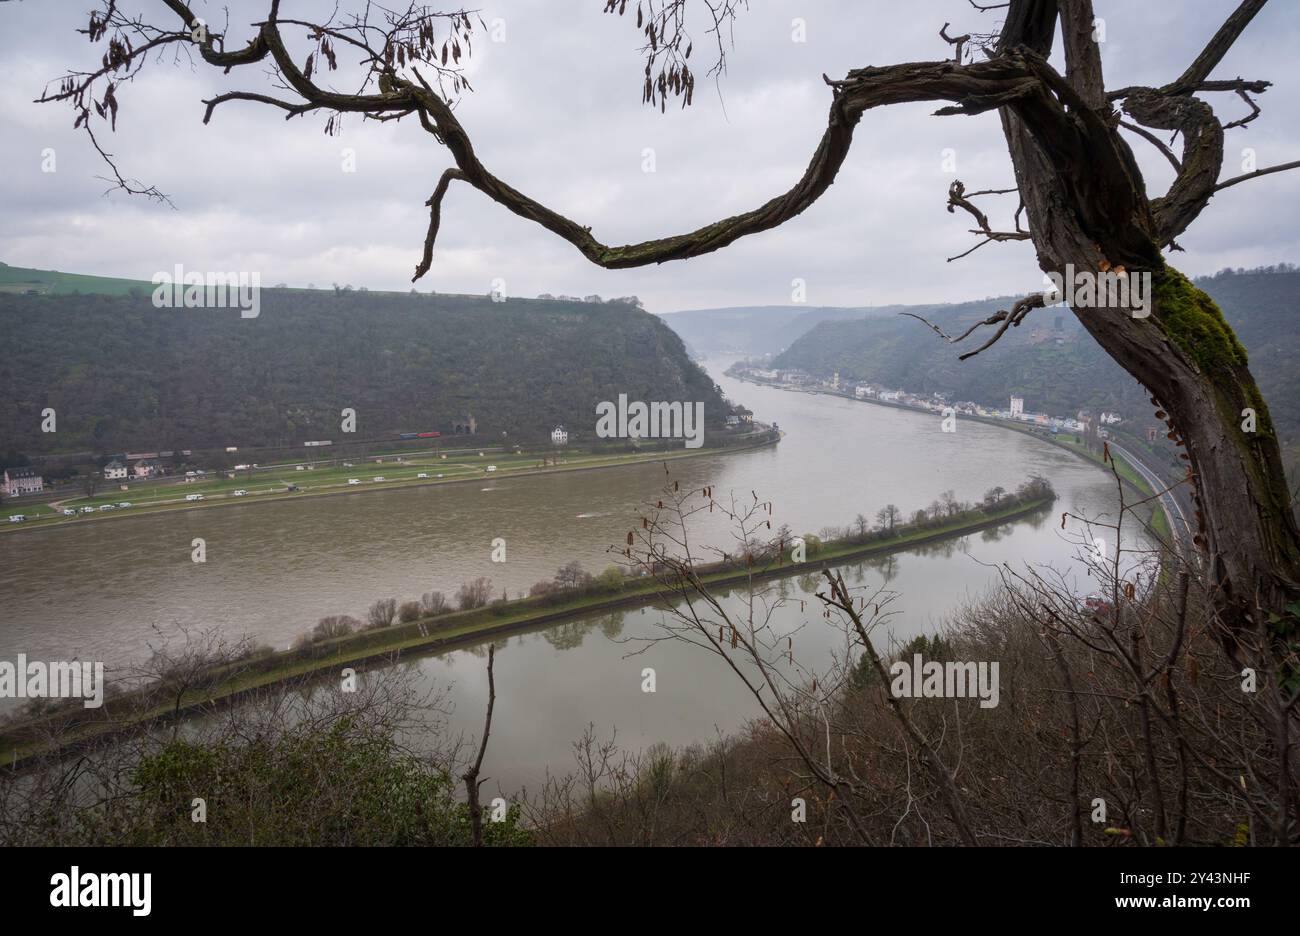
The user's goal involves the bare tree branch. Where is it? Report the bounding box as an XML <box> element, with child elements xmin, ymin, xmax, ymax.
<box><xmin>901</xmin><ymin>292</ymin><xmax>1047</xmax><ymax>360</ymax></box>
<box><xmin>944</xmin><ymin>179</ymin><xmax>1030</xmax><ymax>260</ymax></box>
<box><xmin>1214</xmin><ymin>158</ymin><xmax>1300</xmax><ymax>192</ymax></box>
<box><xmin>462</xmin><ymin>643</ymin><xmax>495</xmax><ymax>848</ymax></box>
<box><xmin>1118</xmin><ymin>120</ymin><xmax>1182</xmax><ymax>172</ymax></box>
<box><xmin>1167</xmin><ymin>0</ymin><xmax>1269</xmax><ymax>94</ymax></box>
<box><xmin>939</xmin><ymin>22</ymin><xmax>970</xmax><ymax>63</ymax></box>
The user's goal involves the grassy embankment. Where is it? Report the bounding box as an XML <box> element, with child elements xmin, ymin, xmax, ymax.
<box><xmin>0</xmin><ymin>492</ymin><xmax>1053</xmax><ymax>767</ymax></box>
<box><xmin>0</xmin><ymin>264</ymin><xmax>152</xmax><ymax>296</ymax></box>
<box><xmin>1050</xmin><ymin>436</ymin><xmax>1173</xmax><ymax>542</ymax></box>
<box><xmin>1</xmin><ymin>433</ymin><xmax>780</xmax><ymax>533</ymax></box>
<box><xmin>737</xmin><ymin>374</ymin><xmax>1175</xmax><ymax>542</ymax></box>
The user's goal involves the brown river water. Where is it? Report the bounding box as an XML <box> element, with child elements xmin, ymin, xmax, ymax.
<box><xmin>0</xmin><ymin>358</ymin><xmax>1151</xmax><ymax>789</ymax></box>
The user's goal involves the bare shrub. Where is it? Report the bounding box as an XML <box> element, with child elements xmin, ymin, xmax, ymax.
<box><xmin>529</xmin><ymin>580</ymin><xmax>557</xmax><ymax>598</ymax></box>
<box><xmin>529</xmin><ymin>467</ymin><xmax>1297</xmax><ymax>846</ymax></box>
<box><xmin>456</xmin><ymin>577</ymin><xmax>492</xmax><ymax>610</ymax></box>
<box><xmin>367</xmin><ymin>598</ymin><xmax>398</xmax><ymax>629</ymax></box>
<box><xmin>314</xmin><ymin>615</ymin><xmax>359</xmax><ymax>640</ymax></box>
<box><xmin>553</xmin><ymin>561</ymin><xmax>592</xmax><ymax>589</ymax></box>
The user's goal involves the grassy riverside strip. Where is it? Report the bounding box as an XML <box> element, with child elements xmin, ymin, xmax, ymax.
<box><xmin>0</xmin><ymin>492</ymin><xmax>1054</xmax><ymax>768</ymax></box>
<box><xmin>735</xmin><ymin>373</ymin><xmax>1175</xmax><ymax>540</ymax></box>
<box><xmin>0</xmin><ymin>430</ymin><xmax>780</xmax><ymax>536</ymax></box>
<box><xmin>1051</xmin><ymin>435</ymin><xmax>1173</xmax><ymax>542</ymax></box>
<box><xmin>941</xmin><ymin>411</ymin><xmax>1173</xmax><ymax>543</ymax></box>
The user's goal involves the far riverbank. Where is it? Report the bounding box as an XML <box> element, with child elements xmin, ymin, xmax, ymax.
<box><xmin>727</xmin><ymin>368</ymin><xmax>1179</xmax><ymax>541</ymax></box>
<box><xmin>1</xmin><ymin>429</ymin><xmax>780</xmax><ymax>537</ymax></box>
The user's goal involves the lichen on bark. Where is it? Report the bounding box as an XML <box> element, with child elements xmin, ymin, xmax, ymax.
<box><xmin>1152</xmin><ymin>265</ymin><xmax>1275</xmax><ymax>444</ymax></box>
<box><xmin>1153</xmin><ymin>265</ymin><xmax>1248</xmax><ymax>374</ymax></box>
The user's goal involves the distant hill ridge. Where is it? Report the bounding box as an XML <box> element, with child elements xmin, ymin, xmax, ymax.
<box><xmin>764</xmin><ymin>265</ymin><xmax>1298</xmax><ymax>450</ymax></box>
<box><xmin>658</xmin><ymin>305</ymin><xmax>899</xmax><ymax>356</ymax></box>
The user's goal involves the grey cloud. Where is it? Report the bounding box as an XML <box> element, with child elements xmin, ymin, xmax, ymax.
<box><xmin>0</xmin><ymin>0</ymin><xmax>1296</xmax><ymax>312</ymax></box>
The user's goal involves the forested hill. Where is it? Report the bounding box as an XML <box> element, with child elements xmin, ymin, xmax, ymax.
<box><xmin>0</xmin><ymin>285</ymin><xmax>728</xmax><ymax>455</ymax></box>
<box><xmin>770</xmin><ymin>266</ymin><xmax>1299</xmax><ymax>443</ymax></box>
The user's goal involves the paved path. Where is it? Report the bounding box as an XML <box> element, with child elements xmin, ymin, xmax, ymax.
<box><xmin>1108</xmin><ymin>440</ymin><xmax>1196</xmax><ymax>559</ymax></box>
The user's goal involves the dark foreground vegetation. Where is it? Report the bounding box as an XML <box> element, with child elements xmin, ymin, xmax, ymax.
<box><xmin>1</xmin><ymin>682</ymin><xmax>529</xmax><ymax>846</ymax></box>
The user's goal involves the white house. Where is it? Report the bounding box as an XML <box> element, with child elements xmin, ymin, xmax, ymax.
<box><xmin>2</xmin><ymin>467</ymin><xmax>43</xmax><ymax>497</ymax></box>
<box><xmin>1010</xmin><ymin>396</ymin><xmax>1025</xmax><ymax>418</ymax></box>
<box><xmin>550</xmin><ymin>426</ymin><xmax>569</xmax><ymax>445</ymax></box>
<box><xmin>103</xmin><ymin>459</ymin><xmax>128</xmax><ymax>481</ymax></box>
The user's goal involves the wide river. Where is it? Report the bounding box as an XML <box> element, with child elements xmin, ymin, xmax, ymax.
<box><xmin>0</xmin><ymin>358</ymin><xmax>1151</xmax><ymax>790</ymax></box>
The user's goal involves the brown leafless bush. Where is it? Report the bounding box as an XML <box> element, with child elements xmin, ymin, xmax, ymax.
<box><xmin>456</xmin><ymin>577</ymin><xmax>492</xmax><ymax>611</ymax></box>
<box><xmin>367</xmin><ymin>598</ymin><xmax>398</xmax><ymax>629</ymax></box>
<box><xmin>314</xmin><ymin>615</ymin><xmax>360</xmax><ymax>640</ymax></box>
<box><xmin>420</xmin><ymin>591</ymin><xmax>448</xmax><ymax>616</ymax></box>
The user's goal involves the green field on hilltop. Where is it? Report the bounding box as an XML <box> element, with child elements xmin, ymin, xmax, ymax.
<box><xmin>0</xmin><ymin>262</ymin><xmax>155</xmax><ymax>296</ymax></box>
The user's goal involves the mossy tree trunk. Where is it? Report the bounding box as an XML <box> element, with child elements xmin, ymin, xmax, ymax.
<box><xmin>1078</xmin><ymin>263</ymin><xmax>1300</xmax><ymax>641</ymax></box>
<box><xmin>1001</xmin><ymin>41</ymin><xmax>1300</xmax><ymax>831</ymax></box>
<box><xmin>996</xmin><ymin>5</ymin><xmax>1300</xmax><ymax>655</ymax></box>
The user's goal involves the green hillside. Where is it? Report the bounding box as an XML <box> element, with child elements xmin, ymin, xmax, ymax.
<box><xmin>770</xmin><ymin>266</ymin><xmax>1299</xmax><ymax>455</ymax></box>
<box><xmin>0</xmin><ymin>261</ymin><xmax>156</xmax><ymax>297</ymax></box>
<box><xmin>0</xmin><ymin>276</ymin><xmax>728</xmax><ymax>456</ymax></box>
<box><xmin>775</xmin><ymin>298</ymin><xmax>1144</xmax><ymax>415</ymax></box>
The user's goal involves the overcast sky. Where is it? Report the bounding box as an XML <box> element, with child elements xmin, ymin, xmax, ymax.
<box><xmin>1</xmin><ymin>0</ymin><xmax>1297</xmax><ymax>314</ymax></box>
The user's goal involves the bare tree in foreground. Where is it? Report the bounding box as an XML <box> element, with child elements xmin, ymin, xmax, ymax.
<box><xmin>461</xmin><ymin>643</ymin><xmax>495</xmax><ymax>847</ymax></box>
<box><xmin>34</xmin><ymin>0</ymin><xmax>1300</xmax><ymax>768</ymax></box>
<box><xmin>36</xmin><ymin>0</ymin><xmax>1300</xmax><ymax>658</ymax></box>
